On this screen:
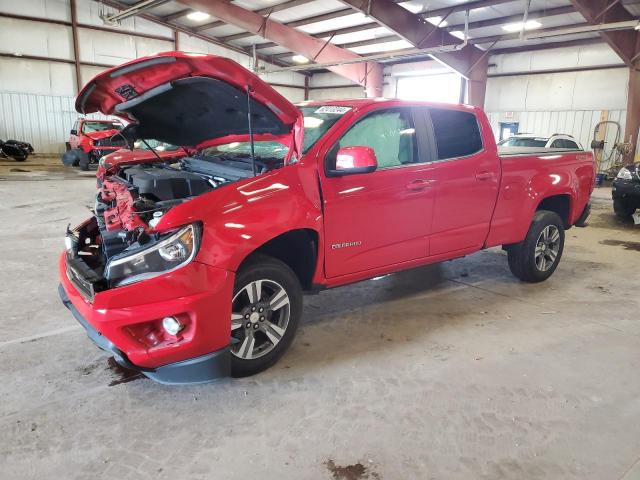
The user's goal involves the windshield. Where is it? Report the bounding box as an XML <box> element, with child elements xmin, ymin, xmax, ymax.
<box><xmin>499</xmin><ymin>137</ymin><xmax>547</xmax><ymax>147</ymax></box>
<box><xmin>134</xmin><ymin>139</ymin><xmax>180</xmax><ymax>152</ymax></box>
<box><xmin>82</xmin><ymin>121</ymin><xmax>122</xmax><ymax>133</ymax></box>
<box><xmin>200</xmin><ymin>105</ymin><xmax>352</xmax><ymax>160</ymax></box>
<box><xmin>299</xmin><ymin>105</ymin><xmax>351</xmax><ymax>153</ymax></box>
<box><xmin>201</xmin><ymin>141</ymin><xmax>288</xmax><ymax>161</ymax></box>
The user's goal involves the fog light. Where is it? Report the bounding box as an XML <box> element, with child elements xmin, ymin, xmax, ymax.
<box><xmin>162</xmin><ymin>316</ymin><xmax>182</xmax><ymax>335</ymax></box>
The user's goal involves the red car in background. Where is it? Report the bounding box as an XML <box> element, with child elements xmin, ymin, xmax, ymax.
<box><xmin>62</xmin><ymin>118</ymin><xmax>126</xmax><ymax>170</ymax></box>
<box><xmin>96</xmin><ymin>140</ymin><xmax>187</xmax><ymax>182</ymax></box>
<box><xmin>59</xmin><ymin>52</ymin><xmax>594</xmax><ymax>385</ymax></box>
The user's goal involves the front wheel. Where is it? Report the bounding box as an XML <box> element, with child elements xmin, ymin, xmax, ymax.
<box><xmin>613</xmin><ymin>198</ymin><xmax>636</xmax><ymax>218</ymax></box>
<box><xmin>229</xmin><ymin>254</ymin><xmax>302</xmax><ymax>377</ymax></box>
<box><xmin>507</xmin><ymin>210</ymin><xmax>565</xmax><ymax>283</ymax></box>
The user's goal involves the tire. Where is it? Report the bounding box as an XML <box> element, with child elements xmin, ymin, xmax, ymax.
<box><xmin>78</xmin><ymin>151</ymin><xmax>90</xmax><ymax>171</ymax></box>
<box><xmin>613</xmin><ymin>198</ymin><xmax>636</xmax><ymax>218</ymax></box>
<box><xmin>229</xmin><ymin>254</ymin><xmax>302</xmax><ymax>377</ymax></box>
<box><xmin>61</xmin><ymin>149</ymin><xmax>80</xmax><ymax>167</ymax></box>
<box><xmin>507</xmin><ymin>210</ymin><xmax>565</xmax><ymax>283</ymax></box>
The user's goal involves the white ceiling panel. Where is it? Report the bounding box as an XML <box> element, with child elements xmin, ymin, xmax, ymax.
<box><xmin>297</xmin><ymin>12</ymin><xmax>373</xmax><ymax>34</ymax></box>
<box><xmin>349</xmin><ymin>39</ymin><xmax>414</xmax><ymax>54</ymax></box>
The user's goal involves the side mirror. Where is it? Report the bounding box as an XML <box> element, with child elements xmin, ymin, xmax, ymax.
<box><xmin>328</xmin><ymin>146</ymin><xmax>377</xmax><ymax>176</ymax></box>
<box><xmin>70</xmin><ymin>129</ymin><xmax>77</xmax><ymax>135</ymax></box>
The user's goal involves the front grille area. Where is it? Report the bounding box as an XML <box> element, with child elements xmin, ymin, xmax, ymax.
<box><xmin>66</xmin><ymin>256</ymin><xmax>104</xmax><ymax>301</ymax></box>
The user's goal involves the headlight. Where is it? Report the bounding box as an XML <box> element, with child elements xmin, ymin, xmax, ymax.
<box><xmin>616</xmin><ymin>168</ymin><xmax>633</xmax><ymax>180</ymax></box>
<box><xmin>105</xmin><ymin>224</ymin><xmax>200</xmax><ymax>287</ymax></box>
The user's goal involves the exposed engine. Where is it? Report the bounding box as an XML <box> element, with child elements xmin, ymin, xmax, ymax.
<box><xmin>72</xmin><ymin>152</ymin><xmax>283</xmax><ymax>277</ymax></box>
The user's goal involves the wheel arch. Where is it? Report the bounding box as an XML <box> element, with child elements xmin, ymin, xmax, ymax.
<box><xmin>238</xmin><ymin>228</ymin><xmax>319</xmax><ymax>291</ymax></box>
<box><xmin>536</xmin><ymin>194</ymin><xmax>572</xmax><ymax>228</ymax></box>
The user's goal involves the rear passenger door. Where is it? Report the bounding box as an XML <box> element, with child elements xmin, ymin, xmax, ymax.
<box><xmin>424</xmin><ymin>108</ymin><xmax>500</xmax><ymax>256</ymax></box>
<box><xmin>321</xmin><ymin>107</ymin><xmax>436</xmax><ymax>278</ymax></box>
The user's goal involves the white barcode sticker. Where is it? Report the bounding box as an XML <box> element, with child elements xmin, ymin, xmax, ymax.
<box><xmin>314</xmin><ymin>106</ymin><xmax>352</xmax><ymax>114</ymax></box>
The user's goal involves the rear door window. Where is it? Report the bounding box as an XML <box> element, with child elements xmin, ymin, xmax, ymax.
<box><xmin>429</xmin><ymin>109</ymin><xmax>483</xmax><ymax>160</ymax></box>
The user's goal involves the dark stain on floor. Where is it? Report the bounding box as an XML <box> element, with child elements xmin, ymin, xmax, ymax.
<box><xmin>600</xmin><ymin>239</ymin><xmax>640</xmax><ymax>251</ymax></box>
<box><xmin>77</xmin><ymin>360</ymin><xmax>101</xmax><ymax>376</ymax></box>
<box><xmin>325</xmin><ymin>460</ymin><xmax>380</xmax><ymax>480</ymax></box>
<box><xmin>107</xmin><ymin>357</ymin><xmax>144</xmax><ymax>386</ymax></box>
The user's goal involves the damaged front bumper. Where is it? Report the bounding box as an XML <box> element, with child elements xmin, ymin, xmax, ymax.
<box><xmin>58</xmin><ymin>252</ymin><xmax>234</xmax><ymax>385</ymax></box>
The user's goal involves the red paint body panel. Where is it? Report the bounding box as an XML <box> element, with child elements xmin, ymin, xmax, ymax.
<box><xmin>96</xmin><ymin>147</ymin><xmax>185</xmax><ymax>180</ymax></box>
<box><xmin>60</xmin><ymin>56</ymin><xmax>595</xmax><ymax>373</ymax></box>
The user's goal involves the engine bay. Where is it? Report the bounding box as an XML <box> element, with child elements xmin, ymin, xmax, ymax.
<box><xmin>67</xmin><ymin>150</ymin><xmax>285</xmax><ymax>291</ymax></box>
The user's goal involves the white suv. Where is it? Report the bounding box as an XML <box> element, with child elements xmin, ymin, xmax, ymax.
<box><xmin>498</xmin><ymin>134</ymin><xmax>582</xmax><ymax>150</ymax></box>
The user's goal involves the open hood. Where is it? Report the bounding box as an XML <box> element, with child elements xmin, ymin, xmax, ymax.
<box><xmin>76</xmin><ymin>52</ymin><xmax>303</xmax><ymax>159</ymax></box>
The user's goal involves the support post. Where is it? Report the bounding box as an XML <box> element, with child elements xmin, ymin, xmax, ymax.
<box><xmin>466</xmin><ymin>55</ymin><xmax>489</xmax><ymax>107</ymax></box>
<box><xmin>70</xmin><ymin>0</ymin><xmax>82</xmax><ymax>94</ymax></box>
<box><xmin>624</xmin><ymin>68</ymin><xmax>640</xmax><ymax>164</ymax></box>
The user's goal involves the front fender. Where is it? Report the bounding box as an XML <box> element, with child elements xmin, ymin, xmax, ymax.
<box><xmin>154</xmin><ymin>163</ymin><xmax>323</xmax><ymax>272</ymax></box>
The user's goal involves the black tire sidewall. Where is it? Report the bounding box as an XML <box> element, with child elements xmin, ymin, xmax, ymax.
<box><xmin>230</xmin><ymin>254</ymin><xmax>303</xmax><ymax>377</ymax></box>
<box><xmin>508</xmin><ymin>210</ymin><xmax>565</xmax><ymax>283</ymax></box>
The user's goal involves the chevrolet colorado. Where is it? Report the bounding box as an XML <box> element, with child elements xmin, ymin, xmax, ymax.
<box><xmin>59</xmin><ymin>52</ymin><xmax>595</xmax><ymax>385</ymax></box>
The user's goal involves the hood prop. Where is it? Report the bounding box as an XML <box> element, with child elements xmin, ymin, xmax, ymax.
<box><xmin>246</xmin><ymin>85</ymin><xmax>257</xmax><ymax>177</ymax></box>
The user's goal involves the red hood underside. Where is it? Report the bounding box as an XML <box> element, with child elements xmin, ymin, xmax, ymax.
<box><xmin>75</xmin><ymin>52</ymin><xmax>304</xmax><ymax>162</ymax></box>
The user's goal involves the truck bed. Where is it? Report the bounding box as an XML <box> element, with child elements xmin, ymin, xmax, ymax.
<box><xmin>498</xmin><ymin>146</ymin><xmax>585</xmax><ymax>156</ymax></box>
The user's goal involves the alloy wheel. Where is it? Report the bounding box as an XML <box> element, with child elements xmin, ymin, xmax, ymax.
<box><xmin>230</xmin><ymin>279</ymin><xmax>291</xmax><ymax>360</ymax></box>
<box><xmin>534</xmin><ymin>225</ymin><xmax>560</xmax><ymax>272</ymax></box>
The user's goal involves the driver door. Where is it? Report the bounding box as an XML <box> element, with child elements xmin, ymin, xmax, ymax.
<box><xmin>320</xmin><ymin>107</ymin><xmax>435</xmax><ymax>278</ymax></box>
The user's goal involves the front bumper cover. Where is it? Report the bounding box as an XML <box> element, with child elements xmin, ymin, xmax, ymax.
<box><xmin>59</xmin><ymin>284</ymin><xmax>230</xmax><ymax>385</ymax></box>
<box><xmin>612</xmin><ymin>179</ymin><xmax>640</xmax><ymax>202</ymax></box>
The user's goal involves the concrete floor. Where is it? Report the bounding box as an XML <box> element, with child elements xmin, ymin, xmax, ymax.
<box><xmin>1</xmin><ymin>157</ymin><xmax>639</xmax><ymax>480</ymax></box>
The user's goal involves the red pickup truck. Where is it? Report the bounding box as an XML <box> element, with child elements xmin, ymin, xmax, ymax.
<box><xmin>62</xmin><ymin>118</ymin><xmax>126</xmax><ymax>170</ymax></box>
<box><xmin>59</xmin><ymin>52</ymin><xmax>595</xmax><ymax>385</ymax></box>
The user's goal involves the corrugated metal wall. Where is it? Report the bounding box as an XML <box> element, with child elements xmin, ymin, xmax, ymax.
<box><xmin>0</xmin><ymin>92</ymin><xmax>76</xmax><ymax>154</ymax></box>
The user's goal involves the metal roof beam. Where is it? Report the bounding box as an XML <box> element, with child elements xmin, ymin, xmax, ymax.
<box><xmin>194</xmin><ymin>0</ymin><xmax>315</xmax><ymax>32</ymax></box>
<box><xmin>569</xmin><ymin>0</ymin><xmax>640</xmax><ymax>65</ymax></box>
<box><xmin>98</xmin><ymin>0</ymin><xmax>293</xmax><ymax>68</ymax></box>
<box><xmin>177</xmin><ymin>0</ymin><xmax>384</xmax><ymax>96</ymax></box>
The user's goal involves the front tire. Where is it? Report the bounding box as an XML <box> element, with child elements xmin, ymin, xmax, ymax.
<box><xmin>230</xmin><ymin>254</ymin><xmax>302</xmax><ymax>377</ymax></box>
<box><xmin>507</xmin><ymin>210</ymin><xmax>565</xmax><ymax>283</ymax></box>
<box><xmin>613</xmin><ymin>198</ymin><xmax>636</xmax><ymax>218</ymax></box>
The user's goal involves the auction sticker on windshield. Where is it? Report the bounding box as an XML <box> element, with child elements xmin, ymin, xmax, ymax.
<box><xmin>314</xmin><ymin>106</ymin><xmax>352</xmax><ymax>114</ymax></box>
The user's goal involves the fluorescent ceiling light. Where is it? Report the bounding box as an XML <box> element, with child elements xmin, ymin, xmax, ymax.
<box><xmin>502</xmin><ymin>20</ymin><xmax>542</xmax><ymax>32</ymax></box>
<box><xmin>636</xmin><ymin>21</ymin><xmax>640</xmax><ymax>30</ymax></box>
<box><xmin>426</xmin><ymin>16</ymin><xmax>448</xmax><ymax>28</ymax></box>
<box><xmin>449</xmin><ymin>30</ymin><xmax>466</xmax><ymax>40</ymax></box>
<box><xmin>291</xmin><ymin>54</ymin><xmax>310</xmax><ymax>64</ymax></box>
<box><xmin>402</xmin><ymin>2</ymin><xmax>424</xmax><ymax>14</ymax></box>
<box><xmin>186</xmin><ymin>11</ymin><xmax>210</xmax><ymax>21</ymax></box>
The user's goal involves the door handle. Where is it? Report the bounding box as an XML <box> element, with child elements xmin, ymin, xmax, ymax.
<box><xmin>475</xmin><ymin>171</ymin><xmax>493</xmax><ymax>181</ymax></box>
<box><xmin>406</xmin><ymin>179</ymin><xmax>436</xmax><ymax>191</ymax></box>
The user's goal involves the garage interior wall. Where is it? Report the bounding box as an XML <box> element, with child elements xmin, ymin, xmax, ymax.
<box><xmin>484</xmin><ymin>44</ymin><xmax>628</xmax><ymax>150</ymax></box>
<box><xmin>0</xmin><ymin>0</ymin><xmax>306</xmax><ymax>153</ymax></box>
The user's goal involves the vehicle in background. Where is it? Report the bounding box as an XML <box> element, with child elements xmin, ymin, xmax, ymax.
<box><xmin>612</xmin><ymin>163</ymin><xmax>640</xmax><ymax>218</ymax></box>
<box><xmin>498</xmin><ymin>134</ymin><xmax>582</xmax><ymax>150</ymax></box>
<box><xmin>62</xmin><ymin>119</ymin><xmax>126</xmax><ymax>170</ymax></box>
<box><xmin>59</xmin><ymin>52</ymin><xmax>595</xmax><ymax>385</ymax></box>
<box><xmin>0</xmin><ymin>138</ymin><xmax>34</xmax><ymax>161</ymax></box>
<box><xmin>96</xmin><ymin>140</ymin><xmax>187</xmax><ymax>181</ymax></box>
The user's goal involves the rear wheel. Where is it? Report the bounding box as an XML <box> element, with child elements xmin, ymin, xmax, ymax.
<box><xmin>507</xmin><ymin>210</ymin><xmax>565</xmax><ymax>283</ymax></box>
<box><xmin>230</xmin><ymin>254</ymin><xmax>302</xmax><ymax>377</ymax></box>
<box><xmin>613</xmin><ymin>198</ymin><xmax>636</xmax><ymax>218</ymax></box>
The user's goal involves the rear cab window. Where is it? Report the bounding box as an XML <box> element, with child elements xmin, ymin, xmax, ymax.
<box><xmin>429</xmin><ymin>108</ymin><xmax>483</xmax><ymax>160</ymax></box>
